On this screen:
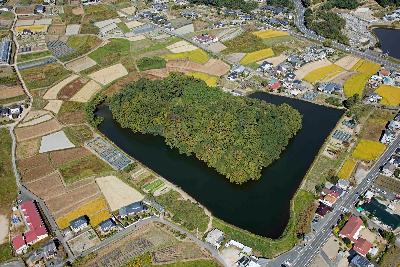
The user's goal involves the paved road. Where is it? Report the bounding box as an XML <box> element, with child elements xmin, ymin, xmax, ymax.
<box><xmin>283</xmin><ymin>134</ymin><xmax>400</xmax><ymax>267</ymax></box>
<box><xmin>291</xmin><ymin>0</ymin><xmax>400</xmax><ymax>70</ymax></box>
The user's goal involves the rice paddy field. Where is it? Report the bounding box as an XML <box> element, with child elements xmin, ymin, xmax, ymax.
<box><xmin>253</xmin><ymin>29</ymin><xmax>289</xmax><ymax>39</ymax></box>
<box><xmin>187</xmin><ymin>72</ymin><xmax>218</xmax><ymax>87</ymax></box>
<box><xmin>352</xmin><ymin>139</ymin><xmax>386</xmax><ymax>161</ymax></box>
<box><xmin>337</xmin><ymin>158</ymin><xmax>357</xmax><ymax>179</ymax></box>
<box><xmin>303</xmin><ymin>64</ymin><xmax>343</xmax><ymax>83</ymax></box>
<box><xmin>343</xmin><ymin>59</ymin><xmax>381</xmax><ymax>97</ymax></box>
<box><xmin>56</xmin><ymin>197</ymin><xmax>111</xmax><ymax>228</ymax></box>
<box><xmin>164</xmin><ymin>49</ymin><xmax>209</xmax><ymax>64</ymax></box>
<box><xmin>375</xmin><ymin>85</ymin><xmax>400</xmax><ymax>106</ymax></box>
<box><xmin>240</xmin><ymin>48</ymin><xmax>274</xmax><ymax>65</ymax></box>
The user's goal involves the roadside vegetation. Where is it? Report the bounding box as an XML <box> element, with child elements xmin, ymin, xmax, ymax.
<box><xmin>188</xmin><ymin>0</ymin><xmax>258</xmax><ymax>12</ymax></box>
<box><xmin>156</xmin><ymin>190</ymin><xmax>209</xmax><ymax>233</ymax></box>
<box><xmin>109</xmin><ymin>74</ymin><xmax>302</xmax><ymax>183</ymax></box>
<box><xmin>213</xmin><ymin>190</ymin><xmax>315</xmax><ymax>257</ymax></box>
<box><xmin>122</xmin><ymin>253</ymin><xmax>219</xmax><ymax>267</ymax></box>
<box><xmin>17</xmin><ymin>50</ymin><xmax>52</xmax><ymax>63</ymax></box>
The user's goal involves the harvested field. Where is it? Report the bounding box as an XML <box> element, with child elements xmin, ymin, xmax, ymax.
<box><xmin>166</xmin><ymin>40</ymin><xmax>198</xmax><ymax>53</ymax></box>
<box><xmin>16</xmin><ymin>138</ymin><xmax>40</xmax><ymax>160</ymax></box>
<box><xmin>335</xmin><ymin>55</ymin><xmax>360</xmax><ymax>70</ymax></box>
<box><xmin>47</xmin><ymin>181</ymin><xmax>101</xmax><ymax>219</ymax></box>
<box><xmin>65</xmin><ymin>24</ymin><xmax>80</xmax><ymax>36</ymax></box>
<box><xmin>120</xmin><ymin>6</ymin><xmax>136</xmax><ymax>16</ymax></box>
<box><xmin>22</xmin><ymin>110</ymin><xmax>50</xmax><ymax>123</ymax></box>
<box><xmin>208</xmin><ymin>42</ymin><xmax>227</xmax><ymax>53</ymax></box>
<box><xmin>152</xmin><ymin>242</ymin><xmax>208</xmax><ymax>264</ymax></box>
<box><xmin>88</xmin><ymin>63</ymin><xmax>128</xmax><ymax>86</ymax></box>
<box><xmin>47</xmin><ymin>24</ymin><xmax>66</xmax><ymax>35</ymax></box>
<box><xmin>330</xmin><ymin>71</ymin><xmax>355</xmax><ymax>86</ymax></box>
<box><xmin>57</xmin><ymin>78</ymin><xmax>88</xmax><ymax>100</ymax></box>
<box><xmin>295</xmin><ymin>58</ymin><xmax>331</xmax><ymax>80</ymax></box>
<box><xmin>18</xmin><ymin>154</ymin><xmax>54</xmax><ymax>182</ymax></box>
<box><xmin>127</xmin><ymin>35</ymin><xmax>146</xmax><ymax>42</ymax></box>
<box><xmin>0</xmin><ymin>86</ymin><xmax>24</xmax><ymax>100</ymax></box>
<box><xmin>72</xmin><ymin>6</ymin><xmax>84</xmax><ymax>15</ymax></box>
<box><xmin>96</xmin><ymin>175</ymin><xmax>144</xmax><ymax>211</ymax></box>
<box><xmin>39</xmin><ymin>130</ymin><xmax>75</xmax><ymax>153</ymax></box>
<box><xmin>25</xmin><ymin>172</ymin><xmax>65</xmax><ymax>200</ymax></box>
<box><xmin>43</xmin><ymin>74</ymin><xmax>79</xmax><ymax>100</ymax></box>
<box><xmin>70</xmin><ymin>80</ymin><xmax>102</xmax><ymax>102</ymax></box>
<box><xmin>225</xmin><ymin>53</ymin><xmax>245</xmax><ymax>63</ymax></box>
<box><xmin>15</xmin><ymin>118</ymin><xmax>63</xmax><ymax>141</ymax></box>
<box><xmin>44</xmin><ymin>100</ymin><xmax>63</xmax><ymax>114</ymax></box>
<box><xmin>253</xmin><ymin>29</ymin><xmax>289</xmax><ymax>39</ymax></box>
<box><xmin>66</xmin><ymin>56</ymin><xmax>97</xmax><ymax>73</ymax></box>
<box><xmin>166</xmin><ymin>59</ymin><xmax>229</xmax><ymax>77</ymax></box>
<box><xmin>125</xmin><ymin>20</ymin><xmax>143</xmax><ymax>29</ymax></box>
<box><xmin>50</xmin><ymin>147</ymin><xmax>91</xmax><ymax>168</ymax></box>
<box><xmin>263</xmin><ymin>54</ymin><xmax>288</xmax><ymax>66</ymax></box>
<box><xmin>144</xmin><ymin>68</ymin><xmax>170</xmax><ymax>79</ymax></box>
<box><xmin>57</xmin><ymin>110</ymin><xmax>86</xmax><ymax>125</ymax></box>
<box><xmin>19</xmin><ymin>114</ymin><xmax>52</xmax><ymax>127</ymax></box>
<box><xmin>68</xmin><ymin>229</ymin><xmax>101</xmax><ymax>255</ymax></box>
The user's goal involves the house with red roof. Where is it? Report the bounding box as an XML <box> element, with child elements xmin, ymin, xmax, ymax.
<box><xmin>12</xmin><ymin>235</ymin><xmax>27</xmax><ymax>254</ymax></box>
<box><xmin>12</xmin><ymin>200</ymin><xmax>48</xmax><ymax>254</ymax></box>
<box><xmin>353</xmin><ymin>238</ymin><xmax>373</xmax><ymax>257</ymax></box>
<box><xmin>269</xmin><ymin>81</ymin><xmax>281</xmax><ymax>91</ymax></box>
<box><xmin>339</xmin><ymin>215</ymin><xmax>363</xmax><ymax>242</ymax></box>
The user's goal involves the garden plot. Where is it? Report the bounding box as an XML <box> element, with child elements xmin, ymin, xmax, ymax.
<box><xmin>19</xmin><ymin>114</ymin><xmax>52</xmax><ymax>127</ymax></box>
<box><xmin>144</xmin><ymin>68</ymin><xmax>170</xmax><ymax>79</ymax></box>
<box><xmin>70</xmin><ymin>80</ymin><xmax>101</xmax><ymax>102</ymax></box>
<box><xmin>335</xmin><ymin>55</ymin><xmax>360</xmax><ymax>70</ymax></box>
<box><xmin>88</xmin><ymin>63</ymin><xmax>128</xmax><ymax>86</ymax></box>
<box><xmin>172</xmin><ymin>24</ymin><xmax>194</xmax><ymax>35</ymax></box>
<box><xmin>166</xmin><ymin>40</ymin><xmax>198</xmax><ymax>53</ymax></box>
<box><xmin>58</xmin><ymin>78</ymin><xmax>88</xmax><ymax>100</ymax></box>
<box><xmin>25</xmin><ymin>172</ymin><xmax>65</xmax><ymax>201</ymax></box>
<box><xmin>15</xmin><ymin>119</ymin><xmax>63</xmax><ymax>141</ymax></box>
<box><xmin>43</xmin><ymin>74</ymin><xmax>79</xmax><ymax>100</ymax></box>
<box><xmin>39</xmin><ymin>130</ymin><xmax>75</xmax><ymax>153</ymax></box>
<box><xmin>166</xmin><ymin>59</ymin><xmax>230</xmax><ymax>77</ymax></box>
<box><xmin>65</xmin><ymin>24</ymin><xmax>81</xmax><ymax>36</ymax></box>
<box><xmin>120</xmin><ymin>6</ymin><xmax>136</xmax><ymax>16</ymax></box>
<box><xmin>68</xmin><ymin>229</ymin><xmax>101</xmax><ymax>255</ymax></box>
<box><xmin>50</xmin><ymin>147</ymin><xmax>92</xmax><ymax>168</ymax></box>
<box><xmin>44</xmin><ymin>100</ymin><xmax>63</xmax><ymax>114</ymax></box>
<box><xmin>295</xmin><ymin>58</ymin><xmax>332</xmax><ymax>80</ymax></box>
<box><xmin>126</xmin><ymin>34</ymin><xmax>146</xmax><ymax>42</ymax></box>
<box><xmin>18</xmin><ymin>154</ymin><xmax>55</xmax><ymax>182</ymax></box>
<box><xmin>96</xmin><ymin>175</ymin><xmax>144</xmax><ymax>211</ymax></box>
<box><xmin>125</xmin><ymin>20</ymin><xmax>143</xmax><ymax>29</ymax></box>
<box><xmin>261</xmin><ymin>54</ymin><xmax>288</xmax><ymax>66</ymax></box>
<box><xmin>152</xmin><ymin>242</ymin><xmax>208</xmax><ymax>264</ymax></box>
<box><xmin>22</xmin><ymin>110</ymin><xmax>50</xmax><ymax>122</ymax></box>
<box><xmin>208</xmin><ymin>42</ymin><xmax>227</xmax><ymax>53</ymax></box>
<box><xmin>225</xmin><ymin>53</ymin><xmax>245</xmax><ymax>64</ymax></box>
<box><xmin>16</xmin><ymin>138</ymin><xmax>40</xmax><ymax>160</ymax></box>
<box><xmin>0</xmin><ymin>86</ymin><xmax>25</xmax><ymax>100</ymax></box>
<box><xmin>47</xmin><ymin>25</ymin><xmax>66</xmax><ymax>35</ymax></box>
<box><xmin>66</xmin><ymin>56</ymin><xmax>97</xmax><ymax>73</ymax></box>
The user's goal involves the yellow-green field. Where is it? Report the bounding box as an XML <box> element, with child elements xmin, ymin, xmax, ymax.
<box><xmin>56</xmin><ymin>197</ymin><xmax>111</xmax><ymax>229</ymax></box>
<box><xmin>352</xmin><ymin>139</ymin><xmax>386</xmax><ymax>161</ymax></box>
<box><xmin>164</xmin><ymin>49</ymin><xmax>209</xmax><ymax>64</ymax></box>
<box><xmin>337</xmin><ymin>158</ymin><xmax>357</xmax><ymax>179</ymax></box>
<box><xmin>253</xmin><ymin>29</ymin><xmax>289</xmax><ymax>39</ymax></box>
<box><xmin>240</xmin><ymin>48</ymin><xmax>274</xmax><ymax>65</ymax></box>
<box><xmin>351</xmin><ymin>59</ymin><xmax>380</xmax><ymax>76</ymax></box>
<box><xmin>343</xmin><ymin>73</ymin><xmax>370</xmax><ymax>97</ymax></box>
<box><xmin>375</xmin><ymin>85</ymin><xmax>400</xmax><ymax>106</ymax></box>
<box><xmin>187</xmin><ymin>72</ymin><xmax>218</xmax><ymax>87</ymax></box>
<box><xmin>303</xmin><ymin>64</ymin><xmax>343</xmax><ymax>83</ymax></box>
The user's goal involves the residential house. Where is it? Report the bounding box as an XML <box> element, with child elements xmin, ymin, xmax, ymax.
<box><xmin>316</xmin><ymin>203</ymin><xmax>332</xmax><ymax>217</ymax></box>
<box><xmin>12</xmin><ymin>235</ymin><xmax>27</xmax><ymax>254</ymax></box>
<box><xmin>285</xmin><ymin>72</ymin><xmax>296</xmax><ymax>81</ymax></box>
<box><xmin>205</xmin><ymin>228</ymin><xmax>224</xmax><ymax>249</ymax></box>
<box><xmin>34</xmin><ymin>5</ymin><xmax>45</xmax><ymax>14</ymax></box>
<box><xmin>225</xmin><ymin>240</ymin><xmax>252</xmax><ymax>255</ymax></box>
<box><xmin>350</xmin><ymin>254</ymin><xmax>373</xmax><ymax>267</ymax></box>
<box><xmin>269</xmin><ymin>81</ymin><xmax>281</xmax><ymax>91</ymax></box>
<box><xmin>81</xmin><ymin>0</ymin><xmax>101</xmax><ymax>4</ymax></box>
<box><xmin>257</xmin><ymin>61</ymin><xmax>273</xmax><ymax>72</ymax></box>
<box><xmin>380</xmin><ymin>129</ymin><xmax>396</xmax><ymax>144</ymax></box>
<box><xmin>353</xmin><ymin>238</ymin><xmax>373</xmax><ymax>257</ymax></box>
<box><xmin>119</xmin><ymin>201</ymin><xmax>146</xmax><ymax>218</ymax></box>
<box><xmin>382</xmin><ymin>162</ymin><xmax>396</xmax><ymax>176</ymax></box>
<box><xmin>318</xmin><ymin>82</ymin><xmax>342</xmax><ymax>94</ymax></box>
<box><xmin>99</xmin><ymin>218</ymin><xmax>117</xmax><ymax>234</ymax></box>
<box><xmin>339</xmin><ymin>215</ymin><xmax>363</xmax><ymax>242</ymax></box>
<box><xmin>367</xmin><ymin>93</ymin><xmax>382</xmax><ymax>103</ymax></box>
<box><xmin>338</xmin><ymin>179</ymin><xmax>350</xmax><ymax>190</ymax></box>
<box><xmin>69</xmin><ymin>216</ymin><xmax>88</xmax><ymax>233</ymax></box>
<box><xmin>388</xmin><ymin>120</ymin><xmax>400</xmax><ymax>131</ymax></box>
<box><xmin>287</xmin><ymin>55</ymin><xmax>302</xmax><ymax>68</ymax></box>
<box><xmin>237</xmin><ymin>255</ymin><xmax>261</xmax><ymax>267</ymax></box>
<box><xmin>20</xmin><ymin>201</ymin><xmax>48</xmax><ymax>242</ymax></box>
<box><xmin>193</xmin><ymin>34</ymin><xmax>218</xmax><ymax>45</ymax></box>
<box><xmin>320</xmin><ymin>190</ymin><xmax>340</xmax><ymax>207</ymax></box>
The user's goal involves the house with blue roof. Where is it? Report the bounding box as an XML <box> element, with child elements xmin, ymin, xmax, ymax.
<box><xmin>99</xmin><ymin>218</ymin><xmax>117</xmax><ymax>234</ymax></box>
<box><xmin>0</xmin><ymin>39</ymin><xmax>11</xmax><ymax>65</ymax></box>
<box><xmin>119</xmin><ymin>202</ymin><xmax>146</xmax><ymax>218</ymax></box>
<box><xmin>69</xmin><ymin>216</ymin><xmax>88</xmax><ymax>233</ymax></box>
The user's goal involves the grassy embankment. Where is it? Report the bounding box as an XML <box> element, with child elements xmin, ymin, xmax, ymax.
<box><xmin>0</xmin><ymin>129</ymin><xmax>17</xmax><ymax>263</ymax></box>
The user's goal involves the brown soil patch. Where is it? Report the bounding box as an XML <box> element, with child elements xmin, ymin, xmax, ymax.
<box><xmin>15</xmin><ymin>6</ymin><xmax>35</xmax><ymax>14</ymax></box>
<box><xmin>143</xmin><ymin>68</ymin><xmax>172</xmax><ymax>79</ymax></box>
<box><xmin>71</xmin><ymin>6</ymin><xmax>84</xmax><ymax>15</ymax></box>
<box><xmin>0</xmin><ymin>86</ymin><xmax>25</xmax><ymax>100</ymax></box>
<box><xmin>361</xmin><ymin>119</ymin><xmax>386</xmax><ymax>142</ymax></box>
<box><xmin>57</xmin><ymin>111</ymin><xmax>85</xmax><ymax>125</ymax></box>
<box><xmin>47</xmin><ymin>25</ymin><xmax>66</xmax><ymax>35</ymax></box>
<box><xmin>166</xmin><ymin>59</ymin><xmax>229</xmax><ymax>77</ymax></box>
<box><xmin>57</xmin><ymin>78</ymin><xmax>88</xmax><ymax>100</ymax></box>
<box><xmin>25</xmin><ymin>172</ymin><xmax>65</xmax><ymax>200</ymax></box>
<box><xmin>18</xmin><ymin>154</ymin><xmax>55</xmax><ymax>182</ymax></box>
<box><xmin>66</xmin><ymin>56</ymin><xmax>97</xmax><ymax>73</ymax></box>
<box><xmin>15</xmin><ymin>119</ymin><xmax>63</xmax><ymax>141</ymax></box>
<box><xmin>50</xmin><ymin>147</ymin><xmax>91</xmax><ymax>168</ymax></box>
<box><xmin>16</xmin><ymin>138</ymin><xmax>40</xmax><ymax>160</ymax></box>
<box><xmin>330</xmin><ymin>71</ymin><xmax>356</xmax><ymax>86</ymax></box>
<box><xmin>152</xmin><ymin>242</ymin><xmax>208</xmax><ymax>264</ymax></box>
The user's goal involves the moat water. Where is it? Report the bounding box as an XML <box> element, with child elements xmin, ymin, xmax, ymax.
<box><xmin>96</xmin><ymin>93</ymin><xmax>343</xmax><ymax>238</ymax></box>
<box><xmin>374</xmin><ymin>28</ymin><xmax>400</xmax><ymax>60</ymax></box>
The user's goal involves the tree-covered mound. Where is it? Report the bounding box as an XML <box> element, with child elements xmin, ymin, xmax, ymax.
<box><xmin>109</xmin><ymin>74</ymin><xmax>302</xmax><ymax>184</ymax></box>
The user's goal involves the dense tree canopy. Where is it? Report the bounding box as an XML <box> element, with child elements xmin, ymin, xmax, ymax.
<box><xmin>322</xmin><ymin>0</ymin><xmax>359</xmax><ymax>9</ymax></box>
<box><xmin>376</xmin><ymin>0</ymin><xmax>400</xmax><ymax>6</ymax></box>
<box><xmin>109</xmin><ymin>74</ymin><xmax>302</xmax><ymax>184</ymax></box>
<box><xmin>189</xmin><ymin>0</ymin><xmax>258</xmax><ymax>12</ymax></box>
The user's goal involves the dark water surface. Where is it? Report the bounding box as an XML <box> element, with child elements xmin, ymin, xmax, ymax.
<box><xmin>361</xmin><ymin>198</ymin><xmax>400</xmax><ymax>229</ymax></box>
<box><xmin>374</xmin><ymin>28</ymin><xmax>400</xmax><ymax>60</ymax></box>
<box><xmin>96</xmin><ymin>93</ymin><xmax>343</xmax><ymax>238</ymax></box>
